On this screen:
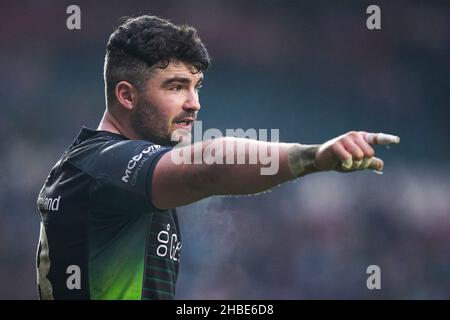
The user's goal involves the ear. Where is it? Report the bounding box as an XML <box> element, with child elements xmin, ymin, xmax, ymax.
<box><xmin>115</xmin><ymin>81</ymin><xmax>139</xmax><ymax>111</ymax></box>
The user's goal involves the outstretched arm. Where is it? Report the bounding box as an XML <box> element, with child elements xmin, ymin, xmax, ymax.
<box><xmin>151</xmin><ymin>131</ymin><xmax>399</xmax><ymax>209</ymax></box>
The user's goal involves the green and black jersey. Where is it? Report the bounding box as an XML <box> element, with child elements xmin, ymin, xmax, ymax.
<box><xmin>36</xmin><ymin>127</ymin><xmax>181</xmax><ymax>300</ymax></box>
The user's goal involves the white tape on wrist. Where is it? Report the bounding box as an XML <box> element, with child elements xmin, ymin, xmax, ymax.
<box><xmin>287</xmin><ymin>144</ymin><xmax>320</xmax><ymax>177</ymax></box>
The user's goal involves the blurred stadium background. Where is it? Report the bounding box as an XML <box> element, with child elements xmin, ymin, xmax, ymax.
<box><xmin>0</xmin><ymin>0</ymin><xmax>449</xmax><ymax>299</ymax></box>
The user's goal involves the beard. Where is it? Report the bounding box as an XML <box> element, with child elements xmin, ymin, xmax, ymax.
<box><xmin>131</xmin><ymin>95</ymin><xmax>175</xmax><ymax>146</ymax></box>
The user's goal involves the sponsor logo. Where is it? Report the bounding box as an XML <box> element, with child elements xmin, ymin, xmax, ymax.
<box><xmin>121</xmin><ymin>145</ymin><xmax>162</xmax><ymax>184</ymax></box>
<box><xmin>157</xmin><ymin>224</ymin><xmax>182</xmax><ymax>262</ymax></box>
<box><xmin>38</xmin><ymin>195</ymin><xmax>61</xmax><ymax>212</ymax></box>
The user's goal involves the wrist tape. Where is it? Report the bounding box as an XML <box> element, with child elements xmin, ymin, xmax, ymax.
<box><xmin>287</xmin><ymin>144</ymin><xmax>321</xmax><ymax>177</ymax></box>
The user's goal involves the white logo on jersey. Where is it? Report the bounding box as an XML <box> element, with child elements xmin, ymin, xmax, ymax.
<box><xmin>157</xmin><ymin>224</ymin><xmax>182</xmax><ymax>262</ymax></box>
<box><xmin>121</xmin><ymin>145</ymin><xmax>162</xmax><ymax>184</ymax></box>
<box><xmin>38</xmin><ymin>195</ymin><xmax>61</xmax><ymax>212</ymax></box>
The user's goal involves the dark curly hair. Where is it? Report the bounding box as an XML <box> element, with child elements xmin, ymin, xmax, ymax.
<box><xmin>104</xmin><ymin>15</ymin><xmax>211</xmax><ymax>107</ymax></box>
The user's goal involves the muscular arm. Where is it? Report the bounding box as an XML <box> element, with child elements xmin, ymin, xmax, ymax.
<box><xmin>151</xmin><ymin>131</ymin><xmax>399</xmax><ymax>209</ymax></box>
<box><xmin>152</xmin><ymin>137</ymin><xmax>304</xmax><ymax>209</ymax></box>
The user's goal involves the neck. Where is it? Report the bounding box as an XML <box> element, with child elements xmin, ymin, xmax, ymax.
<box><xmin>97</xmin><ymin>109</ymin><xmax>130</xmax><ymax>138</ymax></box>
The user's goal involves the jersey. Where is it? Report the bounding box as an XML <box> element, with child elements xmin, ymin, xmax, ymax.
<box><xmin>36</xmin><ymin>127</ymin><xmax>181</xmax><ymax>300</ymax></box>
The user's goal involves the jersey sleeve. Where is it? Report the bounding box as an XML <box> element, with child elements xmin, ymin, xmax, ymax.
<box><xmin>72</xmin><ymin>140</ymin><xmax>172</xmax><ymax>213</ymax></box>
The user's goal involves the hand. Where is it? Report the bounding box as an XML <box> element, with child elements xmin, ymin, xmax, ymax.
<box><xmin>315</xmin><ymin>131</ymin><xmax>400</xmax><ymax>173</ymax></box>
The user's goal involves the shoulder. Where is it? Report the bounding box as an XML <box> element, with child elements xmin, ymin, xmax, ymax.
<box><xmin>67</xmin><ymin>136</ymin><xmax>170</xmax><ymax>179</ymax></box>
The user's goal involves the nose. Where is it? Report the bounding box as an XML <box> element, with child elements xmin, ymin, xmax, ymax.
<box><xmin>182</xmin><ymin>90</ymin><xmax>201</xmax><ymax>113</ymax></box>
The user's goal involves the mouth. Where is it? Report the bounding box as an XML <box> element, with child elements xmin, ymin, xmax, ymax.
<box><xmin>174</xmin><ymin>118</ymin><xmax>195</xmax><ymax>130</ymax></box>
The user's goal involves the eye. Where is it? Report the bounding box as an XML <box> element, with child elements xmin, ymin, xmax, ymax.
<box><xmin>170</xmin><ymin>84</ymin><xmax>183</xmax><ymax>91</ymax></box>
<box><xmin>195</xmin><ymin>84</ymin><xmax>203</xmax><ymax>92</ymax></box>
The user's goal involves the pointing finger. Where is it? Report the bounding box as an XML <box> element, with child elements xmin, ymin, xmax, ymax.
<box><xmin>365</xmin><ymin>133</ymin><xmax>400</xmax><ymax>145</ymax></box>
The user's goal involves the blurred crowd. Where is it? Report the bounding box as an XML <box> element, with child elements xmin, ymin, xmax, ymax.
<box><xmin>0</xmin><ymin>0</ymin><xmax>448</xmax><ymax>299</ymax></box>
<box><xmin>178</xmin><ymin>168</ymin><xmax>450</xmax><ymax>299</ymax></box>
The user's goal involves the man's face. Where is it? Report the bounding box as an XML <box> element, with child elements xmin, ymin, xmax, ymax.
<box><xmin>131</xmin><ymin>60</ymin><xmax>203</xmax><ymax>146</ymax></box>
